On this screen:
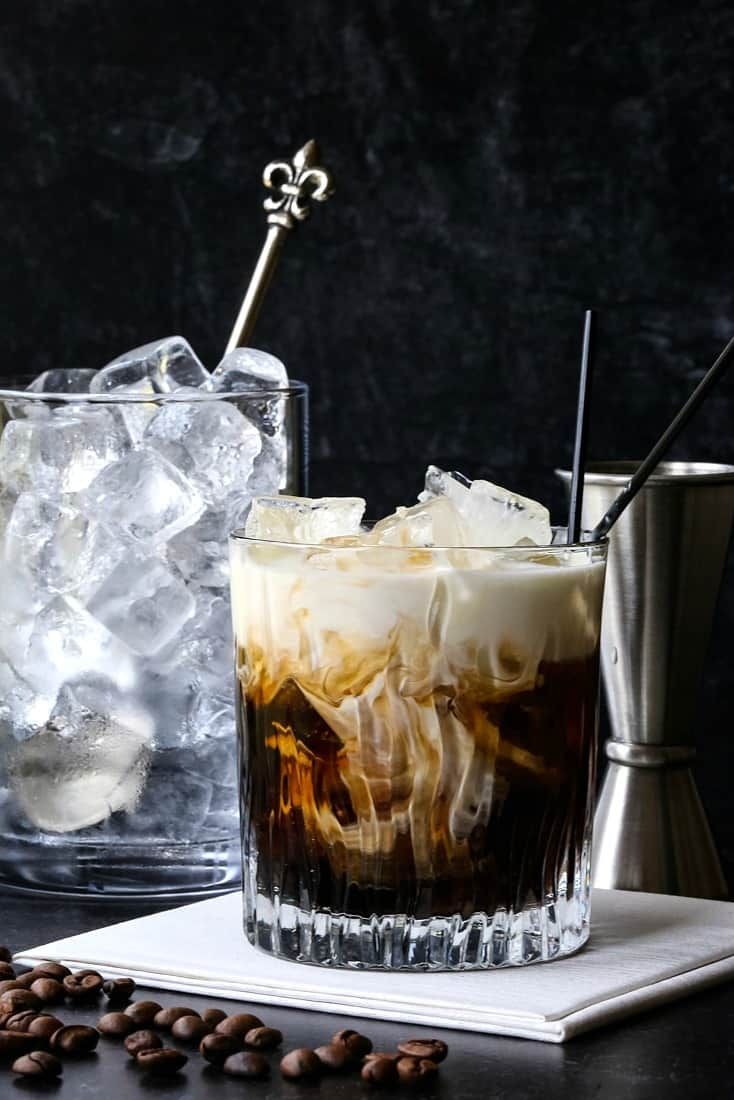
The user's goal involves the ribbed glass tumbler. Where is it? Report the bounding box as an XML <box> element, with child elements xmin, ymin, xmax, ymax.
<box><xmin>0</xmin><ymin>382</ymin><xmax>308</xmax><ymax>897</ymax></box>
<box><xmin>231</xmin><ymin>532</ymin><xmax>607</xmax><ymax>969</ymax></box>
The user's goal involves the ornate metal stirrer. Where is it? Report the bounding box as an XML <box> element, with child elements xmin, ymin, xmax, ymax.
<box><xmin>225</xmin><ymin>140</ymin><xmax>335</xmax><ymax>353</ymax></box>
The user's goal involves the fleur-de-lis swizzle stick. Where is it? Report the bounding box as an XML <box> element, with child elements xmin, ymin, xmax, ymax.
<box><xmin>225</xmin><ymin>139</ymin><xmax>334</xmax><ymax>354</ymax></box>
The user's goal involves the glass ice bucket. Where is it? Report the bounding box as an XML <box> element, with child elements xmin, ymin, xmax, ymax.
<box><xmin>232</xmin><ymin>531</ymin><xmax>607</xmax><ymax>970</ymax></box>
<box><xmin>0</xmin><ymin>382</ymin><xmax>308</xmax><ymax>896</ymax></box>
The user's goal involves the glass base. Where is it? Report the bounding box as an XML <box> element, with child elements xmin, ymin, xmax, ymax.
<box><xmin>245</xmin><ymin>892</ymin><xmax>591</xmax><ymax>970</ymax></box>
<box><xmin>0</xmin><ymin>834</ymin><xmax>241</xmax><ymax>900</ymax></box>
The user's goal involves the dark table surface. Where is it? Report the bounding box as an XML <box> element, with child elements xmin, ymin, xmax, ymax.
<box><xmin>1</xmin><ymin>889</ymin><xmax>733</xmax><ymax>1099</ymax></box>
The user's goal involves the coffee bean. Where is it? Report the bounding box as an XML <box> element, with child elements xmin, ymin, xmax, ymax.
<box><xmin>124</xmin><ymin>1000</ymin><xmax>162</xmax><ymax>1026</ymax></box>
<box><xmin>102</xmin><ymin>978</ymin><xmax>135</xmax><ymax>1006</ymax></box>
<box><xmin>215</xmin><ymin>1012</ymin><xmax>264</xmax><ymax>1039</ymax></box>
<box><xmin>153</xmin><ymin>1005</ymin><xmax>200</xmax><ymax>1029</ymax></box>
<box><xmin>97</xmin><ymin>1012</ymin><xmax>136</xmax><ymax>1038</ymax></box>
<box><xmin>0</xmin><ymin>1030</ymin><xmax>37</xmax><ymax>1059</ymax></box>
<box><xmin>31</xmin><ymin>977</ymin><xmax>65</xmax><ymax>1004</ymax></box>
<box><xmin>280</xmin><ymin>1048</ymin><xmax>322</xmax><ymax>1080</ymax></box>
<box><xmin>223</xmin><ymin>1051</ymin><xmax>270</xmax><ymax>1078</ymax></box>
<box><xmin>28</xmin><ymin>1015</ymin><xmax>64</xmax><ymax>1041</ymax></box>
<box><xmin>397</xmin><ymin>1038</ymin><xmax>448</xmax><ymax>1063</ymax></box>
<box><xmin>13</xmin><ymin>972</ymin><xmax>40</xmax><ymax>989</ymax></box>
<box><xmin>245</xmin><ymin>1025</ymin><xmax>283</xmax><ymax>1051</ymax></box>
<box><xmin>50</xmin><ymin>1024</ymin><xmax>99</xmax><ymax>1056</ymax></box>
<box><xmin>332</xmin><ymin>1028</ymin><xmax>373</xmax><ymax>1058</ymax></box>
<box><xmin>199</xmin><ymin>1033</ymin><xmax>241</xmax><ymax>1066</ymax></box>
<box><xmin>0</xmin><ymin>981</ymin><xmax>22</xmax><ymax>996</ymax></box>
<box><xmin>124</xmin><ymin>1030</ymin><xmax>162</xmax><ymax>1058</ymax></box>
<box><xmin>31</xmin><ymin>961</ymin><xmax>71</xmax><ymax>981</ymax></box>
<box><xmin>171</xmin><ymin>1015</ymin><xmax>211</xmax><ymax>1044</ymax></box>
<box><xmin>363</xmin><ymin>1051</ymin><xmax>401</xmax><ymax>1062</ymax></box>
<box><xmin>5</xmin><ymin>1011</ymin><xmax>39</xmax><ymax>1032</ymax></box>
<box><xmin>12</xmin><ymin>1050</ymin><xmax>62</xmax><ymax>1079</ymax></box>
<box><xmin>0</xmin><ymin>946</ymin><xmax>11</xmax><ymax>963</ymax></box>
<box><xmin>361</xmin><ymin>1055</ymin><xmax>400</xmax><ymax>1086</ymax></box>
<box><xmin>314</xmin><ymin>1042</ymin><xmax>353</xmax><ymax>1071</ymax></box>
<box><xmin>0</xmin><ymin>963</ymin><xmax>15</xmax><ymax>980</ymax></box>
<box><xmin>0</xmin><ymin>989</ymin><xmax>42</xmax><ymax>1012</ymax></box>
<box><xmin>201</xmin><ymin>1007</ymin><xmax>227</xmax><ymax>1028</ymax></box>
<box><xmin>63</xmin><ymin>971</ymin><xmax>103</xmax><ymax>1000</ymax></box>
<box><xmin>397</xmin><ymin>1055</ymin><xmax>439</xmax><ymax>1082</ymax></box>
<box><xmin>136</xmin><ymin>1047</ymin><xmax>188</xmax><ymax>1076</ymax></box>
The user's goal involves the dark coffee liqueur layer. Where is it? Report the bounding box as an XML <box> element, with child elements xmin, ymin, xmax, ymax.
<box><xmin>240</xmin><ymin>652</ymin><xmax>599</xmax><ymax>920</ymax></box>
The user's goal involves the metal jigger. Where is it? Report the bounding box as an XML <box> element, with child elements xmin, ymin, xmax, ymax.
<box><xmin>557</xmin><ymin>461</ymin><xmax>734</xmax><ymax>899</ymax></box>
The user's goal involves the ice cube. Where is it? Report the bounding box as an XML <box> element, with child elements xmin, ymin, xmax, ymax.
<box><xmin>187</xmin><ymin>690</ymin><xmax>235</xmax><ymax>744</ymax></box>
<box><xmin>245</xmin><ymin>494</ymin><xmax>366</xmax><ymax>543</ymax></box>
<box><xmin>0</xmin><ymin>408</ymin><xmax>130</xmax><ymax>495</ymax></box>
<box><xmin>144</xmin><ymin>399</ymin><xmax>261</xmax><ymax>502</ymax></box>
<box><xmin>79</xmin><ymin>450</ymin><xmax>204</xmax><ymax>546</ymax></box>
<box><xmin>7</xmin><ymin>679</ymin><xmax>153</xmax><ymax>833</ymax></box>
<box><xmin>88</xmin><ymin>554</ymin><xmax>195</xmax><ymax>657</ymax></box>
<box><xmin>0</xmin><ymin>662</ymin><xmax>55</xmax><ymax>742</ymax></box>
<box><xmin>370</xmin><ymin>496</ymin><xmax>467</xmax><ymax>547</ymax></box>
<box><xmin>24</xmin><ymin>596</ymin><xmax>136</xmax><ymax>697</ymax></box>
<box><xmin>419</xmin><ymin>465</ymin><xmax>552</xmax><ymax>546</ymax></box>
<box><xmin>91</xmin><ymin>336</ymin><xmax>211</xmax><ymax>394</ymax></box>
<box><xmin>167</xmin><ymin>509</ymin><xmax>233</xmax><ymax>588</ymax></box>
<box><xmin>4</xmin><ymin>492</ymin><xmax>124</xmax><ymax>600</ymax></box>
<box><xmin>26</xmin><ymin>368</ymin><xmax>97</xmax><ymax>394</ymax></box>
<box><xmin>125</xmin><ymin>758</ymin><xmax>213</xmax><ymax>840</ymax></box>
<box><xmin>248</xmin><ymin>434</ymin><xmax>287</xmax><ymax>492</ymax></box>
<box><xmin>210</xmin><ymin>347</ymin><xmax>288</xmax><ymax>391</ymax></box>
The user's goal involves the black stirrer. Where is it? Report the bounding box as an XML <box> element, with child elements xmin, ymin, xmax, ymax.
<box><xmin>591</xmin><ymin>334</ymin><xmax>734</xmax><ymax>540</ymax></box>
<box><xmin>567</xmin><ymin>310</ymin><xmax>595</xmax><ymax>544</ymax></box>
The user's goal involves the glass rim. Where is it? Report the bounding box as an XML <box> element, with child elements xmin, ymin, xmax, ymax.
<box><xmin>555</xmin><ymin>460</ymin><xmax>734</xmax><ymax>486</ymax></box>
<box><xmin>0</xmin><ymin>378</ymin><xmax>308</xmax><ymax>404</ymax></box>
<box><xmin>229</xmin><ymin>524</ymin><xmax>609</xmax><ymax>554</ymax></box>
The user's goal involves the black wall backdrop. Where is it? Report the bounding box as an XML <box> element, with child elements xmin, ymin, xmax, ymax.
<box><xmin>1</xmin><ymin>2</ymin><xmax>733</xmax><ymax>874</ymax></box>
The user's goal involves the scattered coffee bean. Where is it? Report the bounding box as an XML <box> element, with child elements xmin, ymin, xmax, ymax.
<box><xmin>102</xmin><ymin>978</ymin><xmax>136</xmax><ymax>1006</ymax></box>
<box><xmin>124</xmin><ymin>1000</ymin><xmax>162</xmax><ymax>1026</ymax></box>
<box><xmin>31</xmin><ymin>977</ymin><xmax>65</xmax><ymax>1004</ymax></box>
<box><xmin>0</xmin><ymin>963</ymin><xmax>15</xmax><ymax>980</ymax></box>
<box><xmin>97</xmin><ymin>1011</ymin><xmax>136</xmax><ymax>1038</ymax></box>
<box><xmin>0</xmin><ymin>946</ymin><xmax>11</xmax><ymax>963</ymax></box>
<box><xmin>0</xmin><ymin>981</ymin><xmax>22</xmax><ymax>997</ymax></box>
<box><xmin>280</xmin><ymin>1048</ymin><xmax>322</xmax><ymax>1080</ymax></box>
<box><xmin>199</xmin><ymin>1033</ymin><xmax>241</xmax><ymax>1066</ymax></box>
<box><xmin>396</xmin><ymin>1055</ymin><xmax>439</xmax><ymax>1082</ymax></box>
<box><xmin>397</xmin><ymin>1038</ymin><xmax>448</xmax><ymax>1063</ymax></box>
<box><xmin>201</xmin><ymin>1007</ymin><xmax>228</xmax><ymax>1028</ymax></box>
<box><xmin>223</xmin><ymin>1051</ymin><xmax>270</xmax><ymax>1079</ymax></box>
<box><xmin>14</xmin><ymin>972</ymin><xmax>41</xmax><ymax>989</ymax></box>
<box><xmin>31</xmin><ymin>961</ymin><xmax>71</xmax><ymax>981</ymax></box>
<box><xmin>5</xmin><ymin>1011</ymin><xmax>39</xmax><ymax>1032</ymax></box>
<box><xmin>215</xmin><ymin>1012</ymin><xmax>264</xmax><ymax>1039</ymax></box>
<box><xmin>136</xmin><ymin>1047</ymin><xmax>188</xmax><ymax>1076</ymax></box>
<box><xmin>124</xmin><ymin>1030</ymin><xmax>162</xmax><ymax>1058</ymax></box>
<box><xmin>0</xmin><ymin>1030</ymin><xmax>37</xmax><ymax>1059</ymax></box>
<box><xmin>63</xmin><ymin>971</ymin><xmax>103</xmax><ymax>1000</ymax></box>
<box><xmin>363</xmin><ymin>1051</ymin><xmax>401</xmax><ymax>1063</ymax></box>
<box><xmin>361</xmin><ymin>1055</ymin><xmax>400</xmax><ymax>1086</ymax></box>
<box><xmin>28</xmin><ymin>1015</ymin><xmax>64</xmax><ymax>1041</ymax></box>
<box><xmin>50</xmin><ymin>1024</ymin><xmax>99</xmax><ymax>1056</ymax></box>
<box><xmin>314</xmin><ymin>1042</ymin><xmax>353</xmax><ymax>1071</ymax></box>
<box><xmin>171</xmin><ymin>1015</ymin><xmax>211</xmax><ymax>1044</ymax></box>
<box><xmin>332</xmin><ymin>1028</ymin><xmax>373</xmax><ymax>1058</ymax></box>
<box><xmin>245</xmin><ymin>1025</ymin><xmax>283</xmax><ymax>1051</ymax></box>
<box><xmin>11</xmin><ymin>1050</ymin><xmax>62</xmax><ymax>1079</ymax></box>
<box><xmin>154</xmin><ymin>1005</ymin><xmax>200</xmax><ymax>1029</ymax></box>
<box><xmin>0</xmin><ymin>989</ymin><xmax>42</xmax><ymax>1012</ymax></box>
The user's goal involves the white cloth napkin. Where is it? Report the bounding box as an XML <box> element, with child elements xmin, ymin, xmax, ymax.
<box><xmin>15</xmin><ymin>888</ymin><xmax>734</xmax><ymax>1043</ymax></box>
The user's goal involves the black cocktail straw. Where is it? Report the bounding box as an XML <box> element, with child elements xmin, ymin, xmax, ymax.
<box><xmin>591</xmin><ymin>334</ymin><xmax>734</xmax><ymax>540</ymax></box>
<box><xmin>567</xmin><ymin>310</ymin><xmax>595</xmax><ymax>544</ymax></box>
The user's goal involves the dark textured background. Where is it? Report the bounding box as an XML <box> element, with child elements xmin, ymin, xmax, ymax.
<box><xmin>0</xmin><ymin>1</ymin><xmax>732</xmax><ymax>873</ymax></box>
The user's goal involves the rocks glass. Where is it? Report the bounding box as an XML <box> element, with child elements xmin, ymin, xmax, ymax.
<box><xmin>231</xmin><ymin>531</ymin><xmax>607</xmax><ymax>969</ymax></box>
<box><xmin>0</xmin><ymin>381</ymin><xmax>307</xmax><ymax>895</ymax></box>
